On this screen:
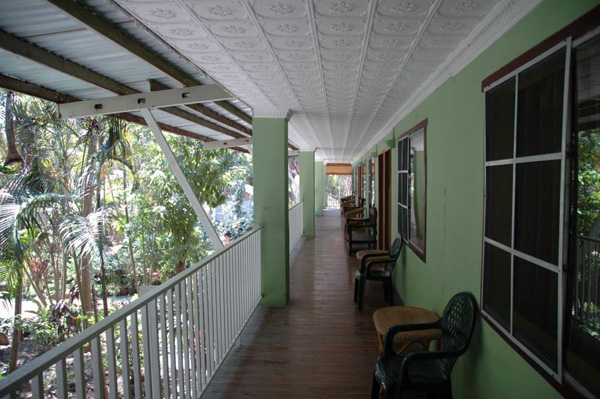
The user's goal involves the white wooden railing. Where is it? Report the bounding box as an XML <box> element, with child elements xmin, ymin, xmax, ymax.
<box><xmin>289</xmin><ymin>201</ymin><xmax>303</xmax><ymax>254</ymax></box>
<box><xmin>0</xmin><ymin>228</ymin><xmax>262</xmax><ymax>398</ymax></box>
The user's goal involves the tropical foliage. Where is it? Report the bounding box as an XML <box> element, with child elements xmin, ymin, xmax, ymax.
<box><xmin>0</xmin><ymin>90</ymin><xmax>253</xmax><ymax>372</ymax></box>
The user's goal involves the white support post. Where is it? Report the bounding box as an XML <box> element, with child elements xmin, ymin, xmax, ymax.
<box><xmin>140</xmin><ymin>108</ymin><xmax>224</xmax><ymax>250</ymax></box>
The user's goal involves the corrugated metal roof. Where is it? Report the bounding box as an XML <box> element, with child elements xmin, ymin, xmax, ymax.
<box><xmin>0</xmin><ymin>0</ymin><xmax>252</xmax><ymax>139</ymax></box>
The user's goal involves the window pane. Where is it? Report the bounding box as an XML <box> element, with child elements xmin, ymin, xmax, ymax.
<box><xmin>566</xmin><ymin>34</ymin><xmax>600</xmax><ymax>398</ymax></box>
<box><xmin>483</xmin><ymin>243</ymin><xmax>511</xmax><ymax>329</ymax></box>
<box><xmin>514</xmin><ymin>160</ymin><xmax>561</xmax><ymax>264</ymax></box>
<box><xmin>400</xmin><ymin>173</ymin><xmax>408</xmax><ymax>205</ymax></box>
<box><xmin>514</xmin><ymin>256</ymin><xmax>558</xmax><ymax>371</ymax></box>
<box><xmin>517</xmin><ymin>49</ymin><xmax>565</xmax><ymax>157</ymax></box>
<box><xmin>485</xmin><ymin>164</ymin><xmax>513</xmax><ymax>246</ymax></box>
<box><xmin>486</xmin><ymin>77</ymin><xmax>515</xmax><ymax>161</ymax></box>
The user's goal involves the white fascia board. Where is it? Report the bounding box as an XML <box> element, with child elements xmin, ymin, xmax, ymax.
<box><xmin>58</xmin><ymin>85</ymin><xmax>232</xmax><ymax>119</ymax></box>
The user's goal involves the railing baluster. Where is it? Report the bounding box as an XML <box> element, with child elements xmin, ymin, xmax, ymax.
<box><xmin>149</xmin><ymin>299</ymin><xmax>161</xmax><ymax>398</ymax></box>
<box><xmin>159</xmin><ymin>294</ymin><xmax>170</xmax><ymax>399</ymax></box>
<box><xmin>73</xmin><ymin>347</ymin><xmax>85</xmax><ymax>397</ymax></box>
<box><xmin>106</xmin><ymin>327</ymin><xmax>118</xmax><ymax>399</ymax></box>
<box><xmin>179</xmin><ymin>280</ymin><xmax>190</xmax><ymax>397</ymax></box>
<box><xmin>186</xmin><ymin>277</ymin><xmax>197</xmax><ymax>399</ymax></box>
<box><xmin>55</xmin><ymin>359</ymin><xmax>67</xmax><ymax>399</ymax></box>
<box><xmin>131</xmin><ymin>313</ymin><xmax>142</xmax><ymax>399</ymax></box>
<box><xmin>31</xmin><ymin>373</ymin><xmax>44</xmax><ymax>398</ymax></box>
<box><xmin>175</xmin><ymin>284</ymin><xmax>184</xmax><ymax>397</ymax></box>
<box><xmin>168</xmin><ymin>287</ymin><xmax>177</xmax><ymax>398</ymax></box>
<box><xmin>91</xmin><ymin>336</ymin><xmax>105</xmax><ymax>399</ymax></box>
<box><xmin>202</xmin><ymin>266</ymin><xmax>210</xmax><ymax>386</ymax></box>
<box><xmin>217</xmin><ymin>255</ymin><xmax>224</xmax><ymax>361</ymax></box>
<box><xmin>141</xmin><ymin>305</ymin><xmax>153</xmax><ymax>399</ymax></box>
<box><xmin>119</xmin><ymin>319</ymin><xmax>131</xmax><ymax>399</ymax></box>
<box><xmin>209</xmin><ymin>262</ymin><xmax>216</xmax><ymax>376</ymax></box>
<box><xmin>193</xmin><ymin>272</ymin><xmax>203</xmax><ymax>394</ymax></box>
<box><xmin>227</xmin><ymin>250</ymin><xmax>233</xmax><ymax>348</ymax></box>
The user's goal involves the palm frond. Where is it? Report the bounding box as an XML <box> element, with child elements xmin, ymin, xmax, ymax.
<box><xmin>59</xmin><ymin>209</ymin><xmax>115</xmax><ymax>267</ymax></box>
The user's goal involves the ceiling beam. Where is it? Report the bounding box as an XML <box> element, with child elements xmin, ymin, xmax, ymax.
<box><xmin>58</xmin><ymin>84</ymin><xmax>232</xmax><ymax>119</ymax></box>
<box><xmin>149</xmin><ymin>80</ymin><xmax>251</xmax><ymax>136</ymax></box>
<box><xmin>0</xmin><ymin>73</ymin><xmax>248</xmax><ymax>152</ymax></box>
<box><xmin>0</xmin><ymin>29</ymin><xmax>247</xmax><ymax>141</ymax></box>
<box><xmin>43</xmin><ymin>0</ymin><xmax>253</xmax><ymax>125</ymax></box>
<box><xmin>203</xmin><ymin>138</ymin><xmax>252</xmax><ymax>150</ymax></box>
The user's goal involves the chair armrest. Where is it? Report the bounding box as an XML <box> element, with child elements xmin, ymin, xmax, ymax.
<box><xmin>364</xmin><ymin>257</ymin><xmax>393</xmax><ymax>273</ymax></box>
<box><xmin>347</xmin><ymin>222</ymin><xmax>376</xmax><ymax>234</ymax></box>
<box><xmin>383</xmin><ymin>322</ymin><xmax>441</xmax><ymax>355</ymax></box>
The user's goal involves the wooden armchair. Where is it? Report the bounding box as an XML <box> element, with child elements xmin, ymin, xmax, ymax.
<box><xmin>345</xmin><ymin>206</ymin><xmax>377</xmax><ymax>254</ymax></box>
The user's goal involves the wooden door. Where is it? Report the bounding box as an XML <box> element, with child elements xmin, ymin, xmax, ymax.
<box><xmin>378</xmin><ymin>150</ymin><xmax>392</xmax><ymax>250</ymax></box>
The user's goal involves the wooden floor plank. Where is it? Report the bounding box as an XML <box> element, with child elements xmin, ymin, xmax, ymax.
<box><xmin>201</xmin><ymin>209</ymin><xmax>396</xmax><ymax>398</ymax></box>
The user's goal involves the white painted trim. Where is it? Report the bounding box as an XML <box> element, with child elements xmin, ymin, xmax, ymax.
<box><xmin>355</xmin><ymin>0</ymin><xmax>543</xmax><ymax>162</ymax></box>
<box><xmin>484</xmin><ymin>238</ymin><xmax>560</xmax><ymax>273</ymax></box>
<box><xmin>252</xmin><ymin>109</ymin><xmax>290</xmax><ymax>120</ymax></box>
<box><xmin>140</xmin><ymin>108</ymin><xmax>224</xmax><ymax>250</ymax></box>
<box><xmin>482</xmin><ymin>308</ymin><xmax>560</xmax><ymax>379</ymax></box>
<box><xmin>203</xmin><ymin>138</ymin><xmax>252</xmax><ymax>150</ymax></box>
<box><xmin>58</xmin><ymin>85</ymin><xmax>232</xmax><ymax>119</ymax></box>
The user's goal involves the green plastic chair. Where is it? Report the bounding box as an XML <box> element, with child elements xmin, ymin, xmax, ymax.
<box><xmin>371</xmin><ymin>292</ymin><xmax>478</xmax><ymax>399</ymax></box>
<box><xmin>354</xmin><ymin>236</ymin><xmax>403</xmax><ymax>311</ymax></box>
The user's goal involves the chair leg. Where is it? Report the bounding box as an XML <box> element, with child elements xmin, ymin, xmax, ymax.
<box><xmin>354</xmin><ymin>277</ymin><xmax>359</xmax><ymax>303</ymax></box>
<box><xmin>358</xmin><ymin>277</ymin><xmax>367</xmax><ymax>312</ymax></box>
<box><xmin>387</xmin><ymin>278</ymin><xmax>394</xmax><ymax>306</ymax></box>
<box><xmin>371</xmin><ymin>373</ymin><xmax>380</xmax><ymax>399</ymax></box>
<box><xmin>382</xmin><ymin>280</ymin><xmax>389</xmax><ymax>303</ymax></box>
<box><xmin>440</xmin><ymin>382</ymin><xmax>453</xmax><ymax>399</ymax></box>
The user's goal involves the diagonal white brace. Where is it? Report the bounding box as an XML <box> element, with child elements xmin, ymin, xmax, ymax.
<box><xmin>140</xmin><ymin>108</ymin><xmax>224</xmax><ymax>250</ymax></box>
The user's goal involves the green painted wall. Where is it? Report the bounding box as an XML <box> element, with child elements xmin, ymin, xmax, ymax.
<box><xmin>315</xmin><ymin>161</ymin><xmax>325</xmax><ymax>216</ymax></box>
<box><xmin>253</xmin><ymin>117</ymin><xmax>289</xmax><ymax>307</ymax></box>
<box><xmin>299</xmin><ymin>151</ymin><xmax>315</xmax><ymax>237</ymax></box>
<box><xmin>355</xmin><ymin>0</ymin><xmax>600</xmax><ymax>397</ymax></box>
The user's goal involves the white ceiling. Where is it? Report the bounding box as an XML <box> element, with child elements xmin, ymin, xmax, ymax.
<box><xmin>113</xmin><ymin>0</ymin><xmax>538</xmax><ymax>162</ymax></box>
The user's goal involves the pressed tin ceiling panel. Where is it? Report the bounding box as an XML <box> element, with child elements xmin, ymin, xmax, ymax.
<box><xmin>113</xmin><ymin>0</ymin><xmax>539</xmax><ymax>162</ymax></box>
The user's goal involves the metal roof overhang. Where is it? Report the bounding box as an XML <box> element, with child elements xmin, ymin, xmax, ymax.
<box><xmin>0</xmin><ymin>0</ymin><xmax>268</xmax><ymax>150</ymax></box>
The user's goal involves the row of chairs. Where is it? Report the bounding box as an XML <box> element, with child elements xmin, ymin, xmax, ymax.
<box><xmin>338</xmin><ymin>199</ymin><xmax>478</xmax><ymax>398</ymax></box>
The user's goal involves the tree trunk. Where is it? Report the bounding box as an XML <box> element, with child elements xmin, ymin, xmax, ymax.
<box><xmin>22</xmin><ymin>262</ymin><xmax>47</xmax><ymax>308</ymax></box>
<box><xmin>124</xmin><ymin>171</ymin><xmax>138</xmax><ymax>290</ymax></box>
<box><xmin>79</xmin><ymin>135</ymin><xmax>97</xmax><ymax>320</ymax></box>
<box><xmin>3</xmin><ymin>91</ymin><xmax>23</xmax><ymax>167</ymax></box>
<box><xmin>8</xmin><ymin>267</ymin><xmax>23</xmax><ymax>373</ymax></box>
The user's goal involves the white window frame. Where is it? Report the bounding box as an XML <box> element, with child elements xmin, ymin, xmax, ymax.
<box><xmin>482</xmin><ymin>40</ymin><xmax>571</xmax><ymax>382</ymax></box>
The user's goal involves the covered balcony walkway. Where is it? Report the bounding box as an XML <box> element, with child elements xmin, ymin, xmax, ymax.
<box><xmin>202</xmin><ymin>209</ymin><xmax>390</xmax><ymax>398</ymax></box>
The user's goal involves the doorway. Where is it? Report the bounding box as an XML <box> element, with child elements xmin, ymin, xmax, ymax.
<box><xmin>378</xmin><ymin>149</ymin><xmax>392</xmax><ymax>250</ymax></box>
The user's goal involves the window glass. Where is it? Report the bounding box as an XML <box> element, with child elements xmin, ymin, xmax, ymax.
<box><xmin>566</xmin><ymin>34</ymin><xmax>600</xmax><ymax>397</ymax></box>
<box><xmin>485</xmin><ymin>164</ymin><xmax>513</xmax><ymax>246</ymax></box>
<box><xmin>514</xmin><ymin>160</ymin><xmax>561</xmax><ymax>264</ymax></box>
<box><xmin>483</xmin><ymin>243</ymin><xmax>511</xmax><ymax>329</ymax></box>
<box><xmin>483</xmin><ymin>45</ymin><xmax>566</xmax><ymax>380</ymax></box>
<box><xmin>514</xmin><ymin>256</ymin><xmax>558</xmax><ymax>371</ymax></box>
<box><xmin>517</xmin><ymin>50</ymin><xmax>566</xmax><ymax>157</ymax></box>
<box><xmin>398</xmin><ymin>123</ymin><xmax>427</xmax><ymax>258</ymax></box>
<box><xmin>486</xmin><ymin>77</ymin><xmax>516</xmax><ymax>161</ymax></box>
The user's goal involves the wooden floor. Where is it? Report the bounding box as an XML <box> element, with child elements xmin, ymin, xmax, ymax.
<box><xmin>201</xmin><ymin>209</ymin><xmax>392</xmax><ymax>398</ymax></box>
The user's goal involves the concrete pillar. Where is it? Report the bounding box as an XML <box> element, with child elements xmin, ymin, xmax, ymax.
<box><xmin>253</xmin><ymin>116</ymin><xmax>289</xmax><ymax>306</ymax></box>
<box><xmin>315</xmin><ymin>161</ymin><xmax>325</xmax><ymax>216</ymax></box>
<box><xmin>299</xmin><ymin>151</ymin><xmax>315</xmax><ymax>238</ymax></box>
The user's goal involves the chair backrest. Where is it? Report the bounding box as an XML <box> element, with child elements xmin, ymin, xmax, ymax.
<box><xmin>438</xmin><ymin>292</ymin><xmax>478</xmax><ymax>374</ymax></box>
<box><xmin>388</xmin><ymin>236</ymin><xmax>404</xmax><ymax>263</ymax></box>
<box><xmin>368</xmin><ymin>206</ymin><xmax>377</xmax><ymax>223</ymax></box>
